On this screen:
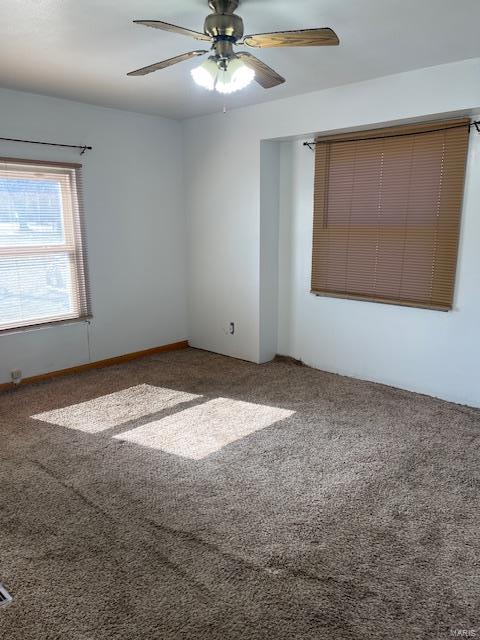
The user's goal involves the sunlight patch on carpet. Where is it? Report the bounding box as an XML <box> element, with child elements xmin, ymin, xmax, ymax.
<box><xmin>32</xmin><ymin>384</ymin><xmax>200</xmax><ymax>433</ymax></box>
<box><xmin>113</xmin><ymin>397</ymin><xmax>295</xmax><ymax>459</ymax></box>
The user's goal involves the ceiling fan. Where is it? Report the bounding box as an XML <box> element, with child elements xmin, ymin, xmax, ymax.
<box><xmin>128</xmin><ymin>0</ymin><xmax>339</xmax><ymax>94</ymax></box>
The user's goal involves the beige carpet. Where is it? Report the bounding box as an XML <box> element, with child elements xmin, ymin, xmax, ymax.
<box><xmin>0</xmin><ymin>347</ymin><xmax>479</xmax><ymax>639</ymax></box>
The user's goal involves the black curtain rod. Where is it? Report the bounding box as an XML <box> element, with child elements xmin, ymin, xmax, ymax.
<box><xmin>0</xmin><ymin>136</ymin><xmax>92</xmax><ymax>155</ymax></box>
<box><xmin>303</xmin><ymin>120</ymin><xmax>480</xmax><ymax>150</ymax></box>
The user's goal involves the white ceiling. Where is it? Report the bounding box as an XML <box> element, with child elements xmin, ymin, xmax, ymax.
<box><xmin>0</xmin><ymin>0</ymin><xmax>479</xmax><ymax>120</ymax></box>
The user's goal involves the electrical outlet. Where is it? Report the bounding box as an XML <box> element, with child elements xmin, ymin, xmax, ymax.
<box><xmin>11</xmin><ymin>369</ymin><xmax>22</xmax><ymax>384</ymax></box>
<box><xmin>223</xmin><ymin>322</ymin><xmax>235</xmax><ymax>336</ymax></box>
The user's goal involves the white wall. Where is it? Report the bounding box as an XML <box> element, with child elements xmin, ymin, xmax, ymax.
<box><xmin>259</xmin><ymin>142</ymin><xmax>281</xmax><ymax>363</ymax></box>
<box><xmin>277</xmin><ymin>131</ymin><xmax>480</xmax><ymax>407</ymax></box>
<box><xmin>0</xmin><ymin>88</ymin><xmax>187</xmax><ymax>384</ymax></box>
<box><xmin>185</xmin><ymin>57</ymin><xmax>480</xmax><ymax>406</ymax></box>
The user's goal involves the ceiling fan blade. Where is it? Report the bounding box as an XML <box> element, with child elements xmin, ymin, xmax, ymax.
<box><xmin>243</xmin><ymin>28</ymin><xmax>339</xmax><ymax>48</ymax></box>
<box><xmin>128</xmin><ymin>50</ymin><xmax>208</xmax><ymax>76</ymax></box>
<box><xmin>236</xmin><ymin>52</ymin><xmax>285</xmax><ymax>89</ymax></box>
<box><xmin>133</xmin><ymin>20</ymin><xmax>211</xmax><ymax>42</ymax></box>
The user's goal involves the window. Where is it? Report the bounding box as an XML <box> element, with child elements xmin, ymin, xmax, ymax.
<box><xmin>0</xmin><ymin>158</ymin><xmax>90</xmax><ymax>331</ymax></box>
<box><xmin>311</xmin><ymin>118</ymin><xmax>470</xmax><ymax>310</ymax></box>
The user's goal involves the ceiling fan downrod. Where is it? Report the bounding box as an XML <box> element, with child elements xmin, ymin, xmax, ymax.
<box><xmin>208</xmin><ymin>0</ymin><xmax>240</xmax><ymax>15</ymax></box>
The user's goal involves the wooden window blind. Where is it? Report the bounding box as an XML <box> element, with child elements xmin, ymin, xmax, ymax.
<box><xmin>311</xmin><ymin>118</ymin><xmax>470</xmax><ymax>310</ymax></box>
<box><xmin>0</xmin><ymin>157</ymin><xmax>90</xmax><ymax>332</ymax></box>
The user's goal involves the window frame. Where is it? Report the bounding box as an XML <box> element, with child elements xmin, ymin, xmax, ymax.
<box><xmin>0</xmin><ymin>157</ymin><xmax>91</xmax><ymax>333</ymax></box>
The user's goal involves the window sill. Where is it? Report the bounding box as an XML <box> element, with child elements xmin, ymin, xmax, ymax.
<box><xmin>0</xmin><ymin>316</ymin><xmax>93</xmax><ymax>337</ymax></box>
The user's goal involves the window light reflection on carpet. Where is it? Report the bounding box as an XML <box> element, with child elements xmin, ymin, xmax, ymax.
<box><xmin>32</xmin><ymin>384</ymin><xmax>200</xmax><ymax>433</ymax></box>
<box><xmin>114</xmin><ymin>397</ymin><xmax>295</xmax><ymax>459</ymax></box>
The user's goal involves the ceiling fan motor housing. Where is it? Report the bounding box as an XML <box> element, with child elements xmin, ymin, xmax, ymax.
<box><xmin>204</xmin><ymin>13</ymin><xmax>244</xmax><ymax>41</ymax></box>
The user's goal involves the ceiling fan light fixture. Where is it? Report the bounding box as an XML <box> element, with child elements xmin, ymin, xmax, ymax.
<box><xmin>191</xmin><ymin>57</ymin><xmax>218</xmax><ymax>91</ymax></box>
<box><xmin>215</xmin><ymin>58</ymin><xmax>255</xmax><ymax>94</ymax></box>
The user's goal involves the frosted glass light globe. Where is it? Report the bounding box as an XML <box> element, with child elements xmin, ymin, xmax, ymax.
<box><xmin>216</xmin><ymin>59</ymin><xmax>255</xmax><ymax>94</ymax></box>
<box><xmin>191</xmin><ymin>58</ymin><xmax>218</xmax><ymax>91</ymax></box>
<box><xmin>191</xmin><ymin>57</ymin><xmax>255</xmax><ymax>94</ymax></box>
